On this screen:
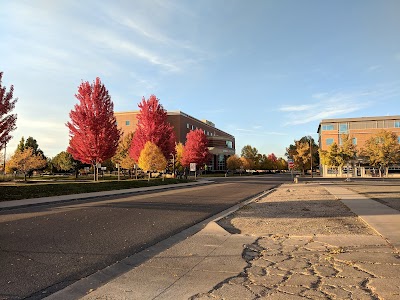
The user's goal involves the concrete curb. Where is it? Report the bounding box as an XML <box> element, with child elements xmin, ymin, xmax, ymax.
<box><xmin>44</xmin><ymin>188</ymin><xmax>276</xmax><ymax>300</ymax></box>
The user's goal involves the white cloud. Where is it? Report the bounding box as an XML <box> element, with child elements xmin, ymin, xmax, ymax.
<box><xmin>367</xmin><ymin>65</ymin><xmax>382</xmax><ymax>72</ymax></box>
<box><xmin>280</xmin><ymin>90</ymin><xmax>378</xmax><ymax>125</ymax></box>
<box><xmin>235</xmin><ymin>128</ymin><xmax>287</xmax><ymax>136</ymax></box>
<box><xmin>279</xmin><ymin>104</ymin><xmax>316</xmax><ymax>112</ymax></box>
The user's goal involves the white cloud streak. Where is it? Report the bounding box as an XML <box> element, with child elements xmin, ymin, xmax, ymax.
<box><xmin>279</xmin><ymin>90</ymin><xmax>380</xmax><ymax>125</ymax></box>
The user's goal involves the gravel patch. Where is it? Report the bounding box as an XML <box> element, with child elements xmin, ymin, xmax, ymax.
<box><xmin>218</xmin><ymin>183</ymin><xmax>374</xmax><ymax>236</ymax></box>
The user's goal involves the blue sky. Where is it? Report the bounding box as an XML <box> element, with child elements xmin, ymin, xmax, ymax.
<box><xmin>1</xmin><ymin>0</ymin><xmax>399</xmax><ymax>158</ymax></box>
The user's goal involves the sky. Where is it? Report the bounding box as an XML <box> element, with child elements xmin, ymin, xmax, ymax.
<box><xmin>1</xmin><ymin>0</ymin><xmax>400</xmax><ymax>159</ymax></box>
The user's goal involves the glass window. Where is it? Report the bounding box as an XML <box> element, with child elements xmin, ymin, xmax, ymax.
<box><xmin>322</xmin><ymin>124</ymin><xmax>334</xmax><ymax>131</ymax></box>
<box><xmin>395</xmin><ymin>121</ymin><xmax>400</xmax><ymax>128</ymax></box>
<box><xmin>352</xmin><ymin>138</ymin><xmax>357</xmax><ymax>145</ymax></box>
<box><xmin>339</xmin><ymin>123</ymin><xmax>348</xmax><ymax>133</ymax></box>
<box><xmin>125</xmin><ymin>120</ymin><xmax>130</xmax><ymax>125</ymax></box>
<box><xmin>187</xmin><ymin>123</ymin><xmax>190</xmax><ymax>129</ymax></box>
<box><xmin>191</xmin><ymin>125</ymin><xmax>194</xmax><ymax>130</ymax></box>
<box><xmin>398</xmin><ymin>136</ymin><xmax>400</xmax><ymax>143</ymax></box>
<box><xmin>326</xmin><ymin>138</ymin><xmax>334</xmax><ymax>145</ymax></box>
<box><xmin>226</xmin><ymin>141</ymin><xmax>233</xmax><ymax>149</ymax></box>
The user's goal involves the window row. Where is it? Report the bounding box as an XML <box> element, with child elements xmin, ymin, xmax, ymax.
<box><xmin>327</xmin><ymin>137</ymin><xmax>400</xmax><ymax>145</ymax></box>
<box><xmin>326</xmin><ymin>138</ymin><xmax>357</xmax><ymax>145</ymax></box>
<box><xmin>323</xmin><ymin>121</ymin><xmax>400</xmax><ymax>130</ymax></box>
<box><xmin>186</xmin><ymin>123</ymin><xmax>215</xmax><ymax>136</ymax></box>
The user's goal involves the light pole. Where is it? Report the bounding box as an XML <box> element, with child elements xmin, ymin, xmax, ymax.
<box><xmin>3</xmin><ymin>142</ymin><xmax>6</xmax><ymax>176</ymax></box>
<box><xmin>309</xmin><ymin>136</ymin><xmax>313</xmax><ymax>178</ymax></box>
<box><xmin>171</xmin><ymin>153</ymin><xmax>175</xmax><ymax>177</ymax></box>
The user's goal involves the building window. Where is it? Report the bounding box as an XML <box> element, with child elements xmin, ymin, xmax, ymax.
<box><xmin>395</xmin><ymin>121</ymin><xmax>400</xmax><ymax>128</ymax></box>
<box><xmin>352</xmin><ymin>138</ymin><xmax>357</xmax><ymax>145</ymax></box>
<box><xmin>217</xmin><ymin>154</ymin><xmax>225</xmax><ymax>170</ymax></box>
<box><xmin>322</xmin><ymin>124</ymin><xmax>334</xmax><ymax>131</ymax></box>
<box><xmin>226</xmin><ymin>141</ymin><xmax>233</xmax><ymax>149</ymax></box>
<box><xmin>187</xmin><ymin>123</ymin><xmax>190</xmax><ymax>129</ymax></box>
<box><xmin>191</xmin><ymin>125</ymin><xmax>194</xmax><ymax>130</ymax></box>
<box><xmin>339</xmin><ymin>123</ymin><xmax>348</xmax><ymax>133</ymax></box>
<box><xmin>326</xmin><ymin>138</ymin><xmax>334</xmax><ymax>145</ymax></box>
<box><xmin>339</xmin><ymin>137</ymin><xmax>342</xmax><ymax>145</ymax></box>
<box><xmin>398</xmin><ymin>136</ymin><xmax>400</xmax><ymax>144</ymax></box>
<box><xmin>125</xmin><ymin>120</ymin><xmax>130</xmax><ymax>125</ymax></box>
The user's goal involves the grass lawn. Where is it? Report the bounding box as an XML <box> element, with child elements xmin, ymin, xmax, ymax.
<box><xmin>0</xmin><ymin>178</ymin><xmax>191</xmax><ymax>202</ymax></box>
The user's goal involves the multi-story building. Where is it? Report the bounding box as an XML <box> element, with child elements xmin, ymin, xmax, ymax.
<box><xmin>318</xmin><ymin>116</ymin><xmax>400</xmax><ymax>177</ymax></box>
<box><xmin>115</xmin><ymin>110</ymin><xmax>235</xmax><ymax>171</ymax></box>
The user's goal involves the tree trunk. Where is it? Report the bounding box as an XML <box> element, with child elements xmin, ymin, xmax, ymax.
<box><xmin>24</xmin><ymin>172</ymin><xmax>27</xmax><ymax>181</ymax></box>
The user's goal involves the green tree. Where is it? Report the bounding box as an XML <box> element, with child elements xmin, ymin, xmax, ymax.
<box><xmin>363</xmin><ymin>130</ymin><xmax>400</xmax><ymax>177</ymax></box>
<box><xmin>52</xmin><ymin>151</ymin><xmax>85</xmax><ymax>178</ymax></box>
<box><xmin>241</xmin><ymin>145</ymin><xmax>258</xmax><ymax>169</ymax></box>
<box><xmin>138</xmin><ymin>141</ymin><xmax>167</xmax><ymax>181</ymax></box>
<box><xmin>52</xmin><ymin>151</ymin><xmax>75</xmax><ymax>172</ymax></box>
<box><xmin>17</xmin><ymin>136</ymin><xmax>45</xmax><ymax>157</ymax></box>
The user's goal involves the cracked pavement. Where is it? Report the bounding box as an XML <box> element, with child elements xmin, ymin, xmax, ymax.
<box><xmin>191</xmin><ymin>184</ymin><xmax>400</xmax><ymax>300</ymax></box>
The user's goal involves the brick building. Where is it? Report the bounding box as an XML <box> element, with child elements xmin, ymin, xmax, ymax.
<box><xmin>115</xmin><ymin>110</ymin><xmax>235</xmax><ymax>171</ymax></box>
<box><xmin>318</xmin><ymin>116</ymin><xmax>400</xmax><ymax>177</ymax></box>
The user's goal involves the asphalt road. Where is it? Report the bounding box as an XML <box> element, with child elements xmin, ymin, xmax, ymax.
<box><xmin>0</xmin><ymin>175</ymin><xmax>287</xmax><ymax>299</ymax></box>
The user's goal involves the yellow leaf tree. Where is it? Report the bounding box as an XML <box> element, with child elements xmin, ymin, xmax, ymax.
<box><xmin>138</xmin><ymin>141</ymin><xmax>167</xmax><ymax>181</ymax></box>
<box><xmin>363</xmin><ymin>130</ymin><xmax>400</xmax><ymax>177</ymax></box>
<box><xmin>112</xmin><ymin>132</ymin><xmax>136</xmax><ymax>177</ymax></box>
<box><xmin>227</xmin><ymin>155</ymin><xmax>242</xmax><ymax>173</ymax></box>
<box><xmin>175</xmin><ymin>142</ymin><xmax>185</xmax><ymax>173</ymax></box>
<box><xmin>8</xmin><ymin>147</ymin><xmax>47</xmax><ymax>181</ymax></box>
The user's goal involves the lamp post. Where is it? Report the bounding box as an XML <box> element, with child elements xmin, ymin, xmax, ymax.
<box><xmin>309</xmin><ymin>136</ymin><xmax>313</xmax><ymax>178</ymax></box>
<box><xmin>171</xmin><ymin>153</ymin><xmax>175</xmax><ymax>178</ymax></box>
<box><xmin>3</xmin><ymin>142</ymin><xmax>6</xmax><ymax>176</ymax></box>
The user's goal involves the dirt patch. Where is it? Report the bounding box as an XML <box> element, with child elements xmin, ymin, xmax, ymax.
<box><xmin>218</xmin><ymin>183</ymin><xmax>375</xmax><ymax>236</ymax></box>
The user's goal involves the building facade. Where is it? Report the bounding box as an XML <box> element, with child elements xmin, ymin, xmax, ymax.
<box><xmin>115</xmin><ymin>110</ymin><xmax>235</xmax><ymax>171</ymax></box>
<box><xmin>318</xmin><ymin>116</ymin><xmax>400</xmax><ymax>177</ymax></box>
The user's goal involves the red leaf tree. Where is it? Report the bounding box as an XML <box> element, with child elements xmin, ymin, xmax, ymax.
<box><xmin>66</xmin><ymin>77</ymin><xmax>120</xmax><ymax>175</ymax></box>
<box><xmin>129</xmin><ymin>95</ymin><xmax>176</xmax><ymax>161</ymax></box>
<box><xmin>0</xmin><ymin>72</ymin><xmax>18</xmax><ymax>148</ymax></box>
<box><xmin>181</xmin><ymin>129</ymin><xmax>210</xmax><ymax>167</ymax></box>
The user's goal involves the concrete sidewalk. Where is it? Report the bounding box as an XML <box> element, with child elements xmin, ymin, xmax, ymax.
<box><xmin>0</xmin><ymin>180</ymin><xmax>213</xmax><ymax>209</ymax></box>
<box><xmin>47</xmin><ymin>183</ymin><xmax>400</xmax><ymax>300</ymax></box>
<box><xmin>323</xmin><ymin>184</ymin><xmax>400</xmax><ymax>251</ymax></box>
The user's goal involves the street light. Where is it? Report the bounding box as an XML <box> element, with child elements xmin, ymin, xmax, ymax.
<box><xmin>309</xmin><ymin>135</ymin><xmax>313</xmax><ymax>178</ymax></box>
<box><xmin>171</xmin><ymin>153</ymin><xmax>175</xmax><ymax>177</ymax></box>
